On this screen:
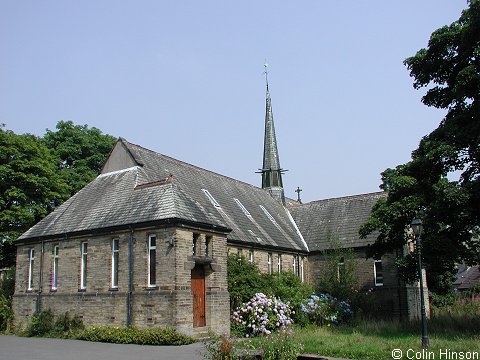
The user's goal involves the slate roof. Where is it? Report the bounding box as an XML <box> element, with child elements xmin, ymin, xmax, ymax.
<box><xmin>288</xmin><ymin>192</ymin><xmax>386</xmax><ymax>251</ymax></box>
<box><xmin>19</xmin><ymin>139</ymin><xmax>308</xmax><ymax>252</ymax></box>
<box><xmin>453</xmin><ymin>265</ymin><xmax>480</xmax><ymax>291</ymax></box>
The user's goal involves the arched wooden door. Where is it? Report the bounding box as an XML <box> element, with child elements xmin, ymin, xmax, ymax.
<box><xmin>191</xmin><ymin>265</ymin><xmax>206</xmax><ymax>327</ymax></box>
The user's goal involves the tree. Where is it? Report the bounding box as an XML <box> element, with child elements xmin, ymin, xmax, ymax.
<box><xmin>360</xmin><ymin>1</ymin><xmax>480</xmax><ymax>294</ymax></box>
<box><xmin>0</xmin><ymin>128</ymin><xmax>69</xmax><ymax>267</ymax></box>
<box><xmin>42</xmin><ymin>121</ymin><xmax>116</xmax><ymax>197</ymax></box>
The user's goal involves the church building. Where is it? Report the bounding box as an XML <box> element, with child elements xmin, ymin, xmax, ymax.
<box><xmin>12</xmin><ymin>79</ymin><xmax>427</xmax><ymax>336</ymax></box>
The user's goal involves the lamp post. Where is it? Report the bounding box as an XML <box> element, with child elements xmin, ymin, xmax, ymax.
<box><xmin>411</xmin><ymin>217</ymin><xmax>430</xmax><ymax>349</ymax></box>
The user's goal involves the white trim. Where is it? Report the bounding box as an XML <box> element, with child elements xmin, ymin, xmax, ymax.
<box><xmin>111</xmin><ymin>239</ymin><xmax>119</xmax><ymax>288</ymax></box>
<box><xmin>52</xmin><ymin>245</ymin><xmax>59</xmax><ymax>290</ymax></box>
<box><xmin>80</xmin><ymin>242</ymin><xmax>88</xmax><ymax>289</ymax></box>
<box><xmin>27</xmin><ymin>249</ymin><xmax>35</xmax><ymax>291</ymax></box>
<box><xmin>98</xmin><ymin>166</ymin><xmax>139</xmax><ymax>178</ymax></box>
<box><xmin>374</xmin><ymin>258</ymin><xmax>384</xmax><ymax>286</ymax></box>
<box><xmin>234</xmin><ymin>198</ymin><xmax>251</xmax><ymax>217</ymax></box>
<box><xmin>259</xmin><ymin>205</ymin><xmax>277</xmax><ymax>224</ymax></box>
<box><xmin>147</xmin><ymin>235</ymin><xmax>156</xmax><ymax>287</ymax></box>
<box><xmin>285</xmin><ymin>208</ymin><xmax>310</xmax><ymax>252</ymax></box>
<box><xmin>202</xmin><ymin>189</ymin><xmax>221</xmax><ymax>208</ymax></box>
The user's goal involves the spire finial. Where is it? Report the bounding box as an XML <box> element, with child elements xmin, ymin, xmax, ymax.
<box><xmin>263</xmin><ymin>61</ymin><xmax>269</xmax><ymax>91</ymax></box>
<box><xmin>295</xmin><ymin>187</ymin><xmax>303</xmax><ymax>204</ymax></box>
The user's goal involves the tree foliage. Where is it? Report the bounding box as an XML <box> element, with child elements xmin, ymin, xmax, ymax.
<box><xmin>360</xmin><ymin>1</ymin><xmax>480</xmax><ymax>293</ymax></box>
<box><xmin>0</xmin><ymin>128</ymin><xmax>68</xmax><ymax>267</ymax></box>
<box><xmin>0</xmin><ymin>122</ymin><xmax>116</xmax><ymax>268</ymax></box>
<box><xmin>43</xmin><ymin>120</ymin><xmax>116</xmax><ymax>197</ymax></box>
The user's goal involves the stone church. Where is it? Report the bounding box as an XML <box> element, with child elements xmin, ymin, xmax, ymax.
<box><xmin>12</xmin><ymin>81</ymin><xmax>426</xmax><ymax>336</ymax></box>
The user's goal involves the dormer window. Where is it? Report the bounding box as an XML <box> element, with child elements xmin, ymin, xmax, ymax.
<box><xmin>202</xmin><ymin>189</ymin><xmax>221</xmax><ymax>208</ymax></box>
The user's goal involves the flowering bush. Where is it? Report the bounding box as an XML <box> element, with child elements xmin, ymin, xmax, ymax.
<box><xmin>231</xmin><ymin>293</ymin><xmax>293</xmax><ymax>337</ymax></box>
<box><xmin>300</xmin><ymin>293</ymin><xmax>352</xmax><ymax>326</ymax></box>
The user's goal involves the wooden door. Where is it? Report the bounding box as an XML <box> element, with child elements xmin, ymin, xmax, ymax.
<box><xmin>191</xmin><ymin>265</ymin><xmax>206</xmax><ymax>327</ymax></box>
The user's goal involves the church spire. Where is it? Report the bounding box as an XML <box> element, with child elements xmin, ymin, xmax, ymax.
<box><xmin>259</xmin><ymin>63</ymin><xmax>286</xmax><ymax>205</ymax></box>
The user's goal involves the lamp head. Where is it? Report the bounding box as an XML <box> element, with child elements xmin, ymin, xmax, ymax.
<box><xmin>411</xmin><ymin>217</ymin><xmax>423</xmax><ymax>237</ymax></box>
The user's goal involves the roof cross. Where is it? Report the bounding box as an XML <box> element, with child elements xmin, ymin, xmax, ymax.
<box><xmin>295</xmin><ymin>186</ymin><xmax>303</xmax><ymax>204</ymax></box>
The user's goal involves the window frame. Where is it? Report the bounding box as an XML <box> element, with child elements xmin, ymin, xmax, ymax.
<box><xmin>147</xmin><ymin>234</ymin><xmax>157</xmax><ymax>288</ymax></box>
<box><xmin>277</xmin><ymin>254</ymin><xmax>282</xmax><ymax>273</ymax></box>
<box><xmin>374</xmin><ymin>257</ymin><xmax>384</xmax><ymax>287</ymax></box>
<box><xmin>80</xmin><ymin>242</ymin><xmax>88</xmax><ymax>290</ymax></box>
<box><xmin>248</xmin><ymin>249</ymin><xmax>254</xmax><ymax>263</ymax></box>
<box><xmin>267</xmin><ymin>253</ymin><xmax>273</xmax><ymax>274</ymax></box>
<box><xmin>52</xmin><ymin>245</ymin><xmax>59</xmax><ymax>290</ymax></box>
<box><xmin>27</xmin><ymin>248</ymin><xmax>35</xmax><ymax>291</ymax></box>
<box><xmin>111</xmin><ymin>238</ymin><xmax>119</xmax><ymax>289</ymax></box>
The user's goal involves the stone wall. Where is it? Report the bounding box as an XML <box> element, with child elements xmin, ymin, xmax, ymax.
<box><xmin>13</xmin><ymin>225</ymin><xmax>230</xmax><ymax>336</ymax></box>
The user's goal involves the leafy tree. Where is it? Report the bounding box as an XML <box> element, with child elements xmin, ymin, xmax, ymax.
<box><xmin>42</xmin><ymin>121</ymin><xmax>116</xmax><ymax>197</ymax></box>
<box><xmin>360</xmin><ymin>1</ymin><xmax>480</xmax><ymax>293</ymax></box>
<box><xmin>0</xmin><ymin>128</ymin><xmax>69</xmax><ymax>267</ymax></box>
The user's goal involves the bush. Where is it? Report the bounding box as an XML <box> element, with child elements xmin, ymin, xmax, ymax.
<box><xmin>78</xmin><ymin>326</ymin><xmax>195</xmax><ymax>345</ymax></box>
<box><xmin>52</xmin><ymin>311</ymin><xmax>85</xmax><ymax>337</ymax></box>
<box><xmin>249</xmin><ymin>328</ymin><xmax>303</xmax><ymax>360</ymax></box>
<box><xmin>202</xmin><ymin>334</ymin><xmax>238</xmax><ymax>360</ymax></box>
<box><xmin>301</xmin><ymin>293</ymin><xmax>352</xmax><ymax>326</ymax></box>
<box><xmin>231</xmin><ymin>293</ymin><xmax>293</xmax><ymax>337</ymax></box>
<box><xmin>0</xmin><ymin>268</ymin><xmax>15</xmax><ymax>333</ymax></box>
<box><xmin>24</xmin><ymin>309</ymin><xmax>55</xmax><ymax>337</ymax></box>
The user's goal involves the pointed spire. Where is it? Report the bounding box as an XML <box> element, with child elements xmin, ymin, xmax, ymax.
<box><xmin>258</xmin><ymin>63</ymin><xmax>287</xmax><ymax>205</ymax></box>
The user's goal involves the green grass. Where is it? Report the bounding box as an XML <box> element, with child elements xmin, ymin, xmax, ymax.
<box><xmin>292</xmin><ymin>321</ymin><xmax>480</xmax><ymax>360</ymax></box>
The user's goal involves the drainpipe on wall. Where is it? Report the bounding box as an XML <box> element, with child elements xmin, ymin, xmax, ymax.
<box><xmin>36</xmin><ymin>240</ymin><xmax>45</xmax><ymax>313</ymax></box>
<box><xmin>127</xmin><ymin>227</ymin><xmax>134</xmax><ymax>327</ymax></box>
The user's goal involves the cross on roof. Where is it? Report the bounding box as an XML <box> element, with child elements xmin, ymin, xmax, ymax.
<box><xmin>295</xmin><ymin>186</ymin><xmax>303</xmax><ymax>203</ymax></box>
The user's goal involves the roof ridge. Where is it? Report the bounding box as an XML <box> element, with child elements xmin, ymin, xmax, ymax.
<box><xmin>288</xmin><ymin>191</ymin><xmax>386</xmax><ymax>208</ymax></box>
<box><xmin>124</xmin><ymin>139</ymin><xmax>268</xmax><ymax>192</ymax></box>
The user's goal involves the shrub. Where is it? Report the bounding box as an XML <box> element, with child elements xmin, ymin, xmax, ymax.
<box><xmin>251</xmin><ymin>328</ymin><xmax>303</xmax><ymax>360</ymax></box>
<box><xmin>24</xmin><ymin>309</ymin><xmax>55</xmax><ymax>337</ymax></box>
<box><xmin>202</xmin><ymin>334</ymin><xmax>238</xmax><ymax>360</ymax></box>
<box><xmin>301</xmin><ymin>293</ymin><xmax>352</xmax><ymax>326</ymax></box>
<box><xmin>78</xmin><ymin>326</ymin><xmax>195</xmax><ymax>345</ymax></box>
<box><xmin>0</xmin><ymin>294</ymin><xmax>14</xmax><ymax>332</ymax></box>
<box><xmin>52</xmin><ymin>312</ymin><xmax>85</xmax><ymax>337</ymax></box>
<box><xmin>231</xmin><ymin>293</ymin><xmax>293</xmax><ymax>337</ymax></box>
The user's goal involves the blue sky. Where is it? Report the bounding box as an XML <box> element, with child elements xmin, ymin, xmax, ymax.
<box><xmin>0</xmin><ymin>1</ymin><xmax>468</xmax><ymax>202</ymax></box>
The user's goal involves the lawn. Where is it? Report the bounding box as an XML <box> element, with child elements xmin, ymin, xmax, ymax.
<box><xmin>292</xmin><ymin>322</ymin><xmax>480</xmax><ymax>360</ymax></box>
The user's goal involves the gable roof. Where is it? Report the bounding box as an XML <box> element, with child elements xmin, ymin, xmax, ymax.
<box><xmin>288</xmin><ymin>192</ymin><xmax>386</xmax><ymax>252</ymax></box>
<box><xmin>19</xmin><ymin>139</ymin><xmax>308</xmax><ymax>252</ymax></box>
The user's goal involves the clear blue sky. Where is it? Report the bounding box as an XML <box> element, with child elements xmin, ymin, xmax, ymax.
<box><xmin>0</xmin><ymin>1</ymin><xmax>468</xmax><ymax>202</ymax></box>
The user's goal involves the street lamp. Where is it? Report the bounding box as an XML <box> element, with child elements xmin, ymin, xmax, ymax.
<box><xmin>411</xmin><ymin>216</ymin><xmax>430</xmax><ymax>348</ymax></box>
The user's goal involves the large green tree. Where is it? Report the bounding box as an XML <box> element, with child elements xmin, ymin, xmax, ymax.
<box><xmin>42</xmin><ymin>121</ymin><xmax>116</xmax><ymax>197</ymax></box>
<box><xmin>360</xmin><ymin>1</ymin><xmax>480</xmax><ymax>293</ymax></box>
<box><xmin>0</xmin><ymin>127</ymin><xmax>69</xmax><ymax>267</ymax></box>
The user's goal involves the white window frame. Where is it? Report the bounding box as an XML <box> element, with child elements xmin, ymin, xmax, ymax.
<box><xmin>292</xmin><ymin>256</ymin><xmax>297</xmax><ymax>274</ymax></box>
<box><xmin>267</xmin><ymin>253</ymin><xmax>272</xmax><ymax>274</ymax></box>
<box><xmin>202</xmin><ymin>189</ymin><xmax>221</xmax><ymax>208</ymax></box>
<box><xmin>148</xmin><ymin>235</ymin><xmax>157</xmax><ymax>287</ymax></box>
<box><xmin>28</xmin><ymin>248</ymin><xmax>35</xmax><ymax>291</ymax></box>
<box><xmin>52</xmin><ymin>245</ymin><xmax>59</xmax><ymax>290</ymax></box>
<box><xmin>300</xmin><ymin>257</ymin><xmax>305</xmax><ymax>283</ymax></box>
<box><xmin>205</xmin><ymin>235</ymin><xmax>212</xmax><ymax>257</ymax></box>
<box><xmin>374</xmin><ymin>257</ymin><xmax>384</xmax><ymax>287</ymax></box>
<box><xmin>80</xmin><ymin>242</ymin><xmax>88</xmax><ymax>289</ymax></box>
<box><xmin>248</xmin><ymin>249</ymin><xmax>254</xmax><ymax>263</ymax></box>
<box><xmin>277</xmin><ymin>254</ymin><xmax>282</xmax><ymax>273</ymax></box>
<box><xmin>337</xmin><ymin>257</ymin><xmax>345</xmax><ymax>282</ymax></box>
<box><xmin>234</xmin><ymin>198</ymin><xmax>251</xmax><ymax>217</ymax></box>
<box><xmin>192</xmin><ymin>233</ymin><xmax>199</xmax><ymax>256</ymax></box>
<box><xmin>111</xmin><ymin>239</ymin><xmax>119</xmax><ymax>289</ymax></box>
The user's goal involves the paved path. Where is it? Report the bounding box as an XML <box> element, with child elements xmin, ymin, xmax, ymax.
<box><xmin>0</xmin><ymin>335</ymin><xmax>350</xmax><ymax>360</ymax></box>
<box><xmin>0</xmin><ymin>335</ymin><xmax>205</xmax><ymax>360</ymax></box>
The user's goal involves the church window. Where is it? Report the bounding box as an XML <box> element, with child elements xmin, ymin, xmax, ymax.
<box><xmin>374</xmin><ymin>256</ymin><xmax>383</xmax><ymax>286</ymax></box>
<box><xmin>27</xmin><ymin>248</ymin><xmax>35</xmax><ymax>291</ymax></box>
<box><xmin>292</xmin><ymin>256</ymin><xmax>296</xmax><ymax>274</ymax></box>
<box><xmin>205</xmin><ymin>235</ymin><xmax>212</xmax><ymax>257</ymax></box>
<box><xmin>52</xmin><ymin>245</ymin><xmax>59</xmax><ymax>290</ymax></box>
<box><xmin>202</xmin><ymin>189</ymin><xmax>221</xmax><ymax>208</ymax></box>
<box><xmin>111</xmin><ymin>239</ymin><xmax>119</xmax><ymax>289</ymax></box>
<box><xmin>300</xmin><ymin>257</ymin><xmax>305</xmax><ymax>283</ymax></box>
<box><xmin>259</xmin><ymin>205</ymin><xmax>277</xmax><ymax>224</ymax></box>
<box><xmin>237</xmin><ymin>248</ymin><xmax>242</xmax><ymax>260</ymax></box>
<box><xmin>234</xmin><ymin>198</ymin><xmax>251</xmax><ymax>217</ymax></box>
<box><xmin>277</xmin><ymin>254</ymin><xmax>282</xmax><ymax>272</ymax></box>
<box><xmin>337</xmin><ymin>257</ymin><xmax>345</xmax><ymax>282</ymax></box>
<box><xmin>192</xmin><ymin>233</ymin><xmax>200</xmax><ymax>256</ymax></box>
<box><xmin>248</xmin><ymin>249</ymin><xmax>254</xmax><ymax>263</ymax></box>
<box><xmin>148</xmin><ymin>235</ymin><xmax>156</xmax><ymax>287</ymax></box>
<box><xmin>80</xmin><ymin>242</ymin><xmax>88</xmax><ymax>290</ymax></box>
<box><xmin>267</xmin><ymin>253</ymin><xmax>273</xmax><ymax>274</ymax></box>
